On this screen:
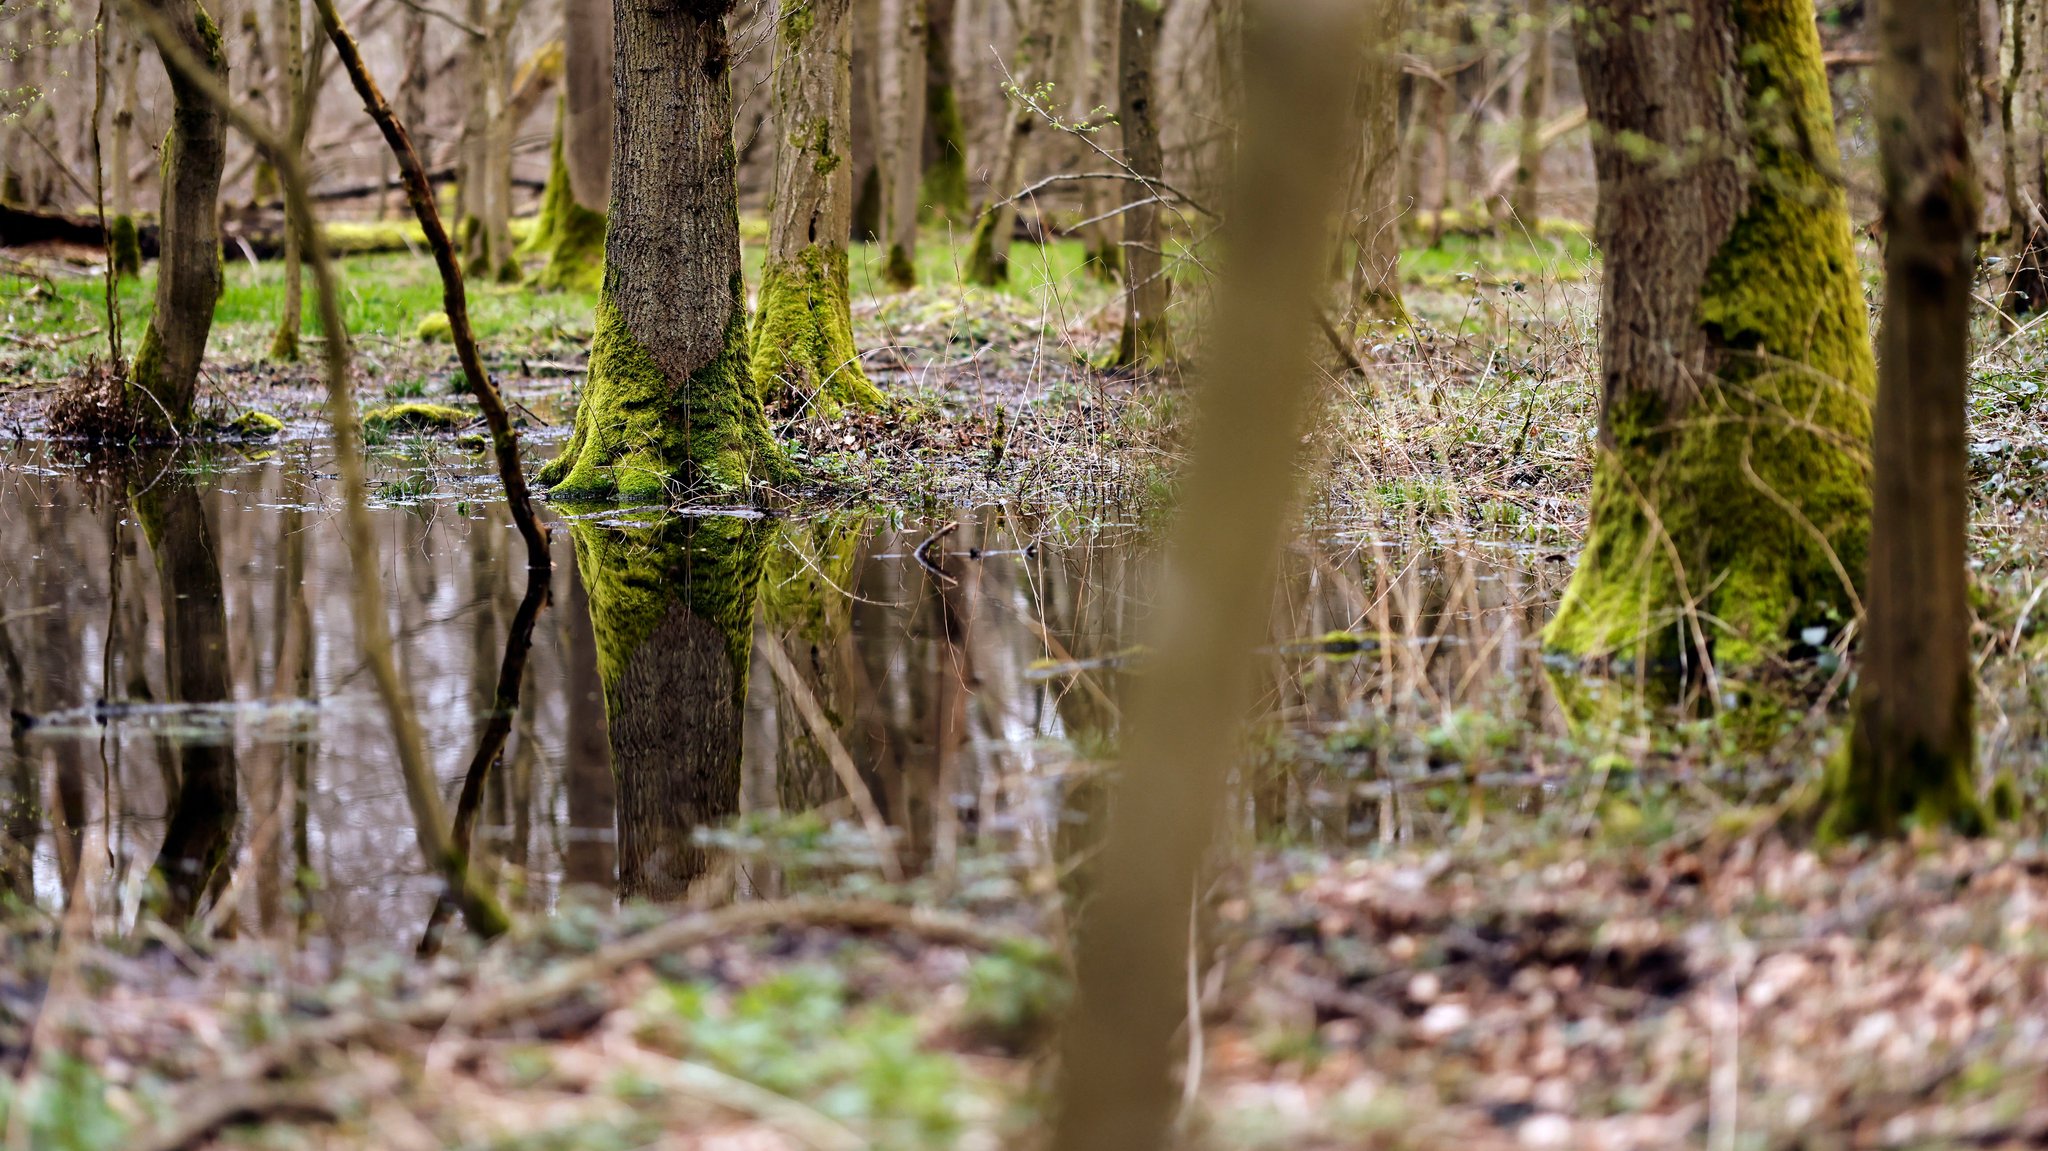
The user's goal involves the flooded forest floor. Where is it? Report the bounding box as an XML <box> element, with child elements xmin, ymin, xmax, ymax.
<box><xmin>8</xmin><ymin>228</ymin><xmax>2048</xmax><ymax>1148</ymax></box>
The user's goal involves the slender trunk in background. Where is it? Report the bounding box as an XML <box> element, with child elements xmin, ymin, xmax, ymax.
<box><xmin>1047</xmin><ymin>3</ymin><xmax>1366</xmax><ymax>1145</ymax></box>
<box><xmin>267</xmin><ymin>0</ymin><xmax>306</xmax><ymax>360</ymax></box>
<box><xmin>1112</xmin><ymin>0</ymin><xmax>1171</xmax><ymax>371</ymax></box>
<box><xmin>752</xmin><ymin>0</ymin><xmax>883</xmax><ymax>415</ymax></box>
<box><xmin>129</xmin><ymin>0</ymin><xmax>228</xmax><ymax>436</ymax></box>
<box><xmin>532</xmin><ymin>0</ymin><xmax>610</xmax><ymax>291</ymax></box>
<box><xmin>396</xmin><ymin>6</ymin><xmax>427</xmax><ymax>219</ymax></box>
<box><xmin>850</xmin><ymin>0</ymin><xmax>885</xmax><ymax>243</ymax></box>
<box><xmin>880</xmin><ymin>0</ymin><xmax>929</xmax><ymax>289</ymax></box>
<box><xmin>1545</xmin><ymin>0</ymin><xmax>1875</xmax><ymax>676</ymax></box>
<box><xmin>536</xmin><ymin>0</ymin><xmax>791</xmax><ymax>499</ymax></box>
<box><xmin>457</xmin><ymin>0</ymin><xmax>489</xmax><ymax>272</ymax></box>
<box><xmin>965</xmin><ymin>0</ymin><xmax>1066</xmax><ymax>286</ymax></box>
<box><xmin>920</xmin><ymin>0</ymin><xmax>968</xmax><ymax>224</ymax></box>
<box><xmin>110</xmin><ymin>29</ymin><xmax>142</xmax><ymax>277</ymax></box>
<box><xmin>242</xmin><ymin>9</ymin><xmax>274</xmax><ymax>204</ymax></box>
<box><xmin>2004</xmin><ymin>0</ymin><xmax>2048</xmax><ymax>311</ymax></box>
<box><xmin>1829</xmin><ymin>0</ymin><xmax>1985</xmax><ymax>836</ymax></box>
<box><xmin>1072</xmin><ymin>0</ymin><xmax>1121</xmax><ymax>281</ymax></box>
<box><xmin>482</xmin><ymin>16</ymin><xmax>519</xmax><ymax>282</ymax></box>
<box><xmin>1510</xmin><ymin>0</ymin><xmax>1550</xmax><ymax>224</ymax></box>
<box><xmin>1343</xmin><ymin>0</ymin><xmax>1408</xmax><ymax>325</ymax></box>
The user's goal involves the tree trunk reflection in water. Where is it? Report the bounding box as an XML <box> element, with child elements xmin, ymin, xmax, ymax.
<box><xmin>572</xmin><ymin>514</ymin><xmax>765</xmax><ymax>903</ymax></box>
<box><xmin>133</xmin><ymin>471</ymin><xmax>239</xmax><ymax>929</ymax></box>
<box><xmin>559</xmin><ymin>557</ymin><xmax>615</xmax><ymax>890</ymax></box>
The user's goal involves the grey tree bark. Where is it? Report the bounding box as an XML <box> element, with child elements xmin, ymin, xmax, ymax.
<box><xmin>1112</xmin><ymin>0</ymin><xmax>1171</xmax><ymax>369</ymax></box>
<box><xmin>879</xmin><ymin>0</ymin><xmax>929</xmax><ymax>288</ymax></box>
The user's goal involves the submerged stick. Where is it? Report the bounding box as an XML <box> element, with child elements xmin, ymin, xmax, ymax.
<box><xmin>123</xmin><ymin>0</ymin><xmax>510</xmax><ymax>938</ymax></box>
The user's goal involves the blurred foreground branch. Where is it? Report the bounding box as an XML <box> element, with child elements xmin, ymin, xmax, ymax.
<box><xmin>1046</xmin><ymin>2</ymin><xmax>1373</xmax><ymax>1149</ymax></box>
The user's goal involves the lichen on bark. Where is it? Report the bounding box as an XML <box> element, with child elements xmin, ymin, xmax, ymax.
<box><xmin>751</xmin><ymin>244</ymin><xmax>881</xmax><ymax>415</ymax></box>
<box><xmin>1545</xmin><ymin>0</ymin><xmax>1874</xmax><ymax>675</ymax></box>
<box><xmin>541</xmin><ymin>280</ymin><xmax>791</xmax><ymax>502</ymax></box>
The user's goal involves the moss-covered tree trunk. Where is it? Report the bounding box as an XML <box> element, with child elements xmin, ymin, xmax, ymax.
<box><xmin>1112</xmin><ymin>0</ymin><xmax>1171</xmax><ymax>370</ymax></box>
<box><xmin>538</xmin><ymin>0</ymin><xmax>790</xmax><ymax>501</ymax></box>
<box><xmin>1828</xmin><ymin>0</ymin><xmax>1985</xmax><ymax>836</ymax></box>
<box><xmin>920</xmin><ymin>0</ymin><xmax>968</xmax><ymax>224</ymax></box>
<box><xmin>572</xmin><ymin>515</ymin><xmax>765</xmax><ymax>901</ymax></box>
<box><xmin>134</xmin><ymin>473</ymin><xmax>238</xmax><ymax>927</ymax></box>
<box><xmin>129</xmin><ymin>0</ymin><xmax>227</xmax><ymax>437</ymax></box>
<box><xmin>531</xmin><ymin>0</ymin><xmax>610</xmax><ymax>292</ymax></box>
<box><xmin>879</xmin><ymin>0</ymin><xmax>928</xmax><ymax>289</ymax></box>
<box><xmin>1547</xmin><ymin>0</ymin><xmax>1875</xmax><ymax>675</ymax></box>
<box><xmin>752</xmin><ymin>0</ymin><xmax>883</xmax><ymax>415</ymax></box>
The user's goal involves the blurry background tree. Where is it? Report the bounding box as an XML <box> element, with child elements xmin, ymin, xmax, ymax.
<box><xmin>1829</xmin><ymin>0</ymin><xmax>1986</xmax><ymax>836</ymax></box>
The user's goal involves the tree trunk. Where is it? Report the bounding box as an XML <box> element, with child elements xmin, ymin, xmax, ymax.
<box><xmin>110</xmin><ymin>28</ymin><xmax>143</xmax><ymax>277</ymax></box>
<box><xmin>1072</xmin><ymin>0</ymin><xmax>1121</xmax><ymax>281</ymax></box>
<box><xmin>135</xmin><ymin>474</ymin><xmax>239</xmax><ymax>928</ymax></box>
<box><xmin>396</xmin><ymin>6</ymin><xmax>427</xmax><ymax>220</ymax></box>
<box><xmin>129</xmin><ymin>0</ymin><xmax>229</xmax><ymax>437</ymax></box>
<box><xmin>752</xmin><ymin>0</ymin><xmax>883</xmax><ymax>415</ymax></box>
<box><xmin>1342</xmin><ymin>0</ymin><xmax>1408</xmax><ymax>325</ymax></box>
<box><xmin>1830</xmin><ymin>0</ymin><xmax>1985</xmax><ymax>836</ymax></box>
<box><xmin>1112</xmin><ymin>0</ymin><xmax>1171</xmax><ymax>370</ymax></box>
<box><xmin>1510</xmin><ymin>0</ymin><xmax>1551</xmax><ymax>224</ymax></box>
<box><xmin>879</xmin><ymin>0</ymin><xmax>929</xmax><ymax>288</ymax></box>
<box><xmin>267</xmin><ymin>0</ymin><xmax>307</xmax><ymax>360</ymax></box>
<box><xmin>965</xmin><ymin>0</ymin><xmax>1063</xmax><ymax>286</ymax></box>
<box><xmin>1546</xmin><ymin>0</ymin><xmax>1876</xmax><ymax>675</ymax></box>
<box><xmin>537</xmin><ymin>0</ymin><xmax>790</xmax><ymax>500</ymax></box>
<box><xmin>572</xmin><ymin>516</ymin><xmax>764</xmax><ymax>902</ymax></box>
<box><xmin>532</xmin><ymin>0</ymin><xmax>610</xmax><ymax>291</ymax></box>
<box><xmin>920</xmin><ymin>0</ymin><xmax>968</xmax><ymax>224</ymax></box>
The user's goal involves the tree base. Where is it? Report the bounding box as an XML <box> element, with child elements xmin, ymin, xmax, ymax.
<box><xmin>965</xmin><ymin>212</ymin><xmax>1009</xmax><ymax>287</ymax></box>
<box><xmin>540</xmin><ymin>290</ymin><xmax>792</xmax><ymax>502</ymax></box>
<box><xmin>750</xmin><ymin>245</ymin><xmax>882</xmax><ymax>417</ymax></box>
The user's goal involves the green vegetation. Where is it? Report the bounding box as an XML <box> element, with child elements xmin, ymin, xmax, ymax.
<box><xmin>751</xmin><ymin>244</ymin><xmax>882</xmax><ymax>415</ymax></box>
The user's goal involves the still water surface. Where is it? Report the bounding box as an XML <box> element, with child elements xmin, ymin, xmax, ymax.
<box><xmin>0</xmin><ymin>442</ymin><xmax>1568</xmax><ymax>947</ymax></box>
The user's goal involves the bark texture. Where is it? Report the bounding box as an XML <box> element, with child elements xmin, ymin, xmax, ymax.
<box><xmin>539</xmin><ymin>0</ymin><xmax>790</xmax><ymax>501</ymax></box>
<box><xmin>130</xmin><ymin>0</ymin><xmax>228</xmax><ymax>436</ymax></box>
<box><xmin>751</xmin><ymin>0</ymin><xmax>882</xmax><ymax>414</ymax></box>
<box><xmin>1546</xmin><ymin>0</ymin><xmax>1876</xmax><ymax>674</ymax></box>
<box><xmin>1510</xmin><ymin>0</ymin><xmax>1550</xmax><ymax>223</ymax></box>
<box><xmin>965</xmin><ymin>0</ymin><xmax>1064</xmax><ymax>285</ymax></box>
<box><xmin>572</xmin><ymin>514</ymin><xmax>765</xmax><ymax>902</ymax></box>
<box><xmin>1830</xmin><ymin>0</ymin><xmax>1985</xmax><ymax>836</ymax></box>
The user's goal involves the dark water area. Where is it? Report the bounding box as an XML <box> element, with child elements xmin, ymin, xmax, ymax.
<box><xmin>0</xmin><ymin>442</ymin><xmax>1572</xmax><ymax>948</ymax></box>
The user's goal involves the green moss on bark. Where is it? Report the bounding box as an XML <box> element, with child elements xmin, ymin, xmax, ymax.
<box><xmin>1544</xmin><ymin>0</ymin><xmax>1875</xmax><ymax>674</ymax></box>
<box><xmin>883</xmin><ymin>241</ymin><xmax>917</xmax><ymax>290</ymax></box>
<box><xmin>1819</xmin><ymin>690</ymin><xmax>1985</xmax><ymax>841</ymax></box>
<box><xmin>750</xmin><ymin>244</ymin><xmax>882</xmax><ymax>416</ymax></box>
<box><xmin>922</xmin><ymin>84</ymin><xmax>969</xmax><ymax>224</ymax></box>
<box><xmin>110</xmin><ymin>214</ymin><xmax>142</xmax><ymax>279</ymax></box>
<box><xmin>965</xmin><ymin>210</ymin><xmax>1009</xmax><ymax>286</ymax></box>
<box><xmin>531</xmin><ymin>112</ymin><xmax>607</xmax><ymax>294</ymax></box>
<box><xmin>571</xmin><ymin>512</ymin><xmax>765</xmax><ymax>697</ymax></box>
<box><xmin>540</xmin><ymin>281</ymin><xmax>793</xmax><ymax>503</ymax></box>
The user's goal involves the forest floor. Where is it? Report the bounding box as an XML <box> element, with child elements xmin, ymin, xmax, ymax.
<box><xmin>12</xmin><ymin>225</ymin><xmax>2048</xmax><ymax>1149</ymax></box>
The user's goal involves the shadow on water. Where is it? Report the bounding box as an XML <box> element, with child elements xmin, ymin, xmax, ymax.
<box><xmin>0</xmin><ymin>441</ymin><xmax>1609</xmax><ymax>945</ymax></box>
